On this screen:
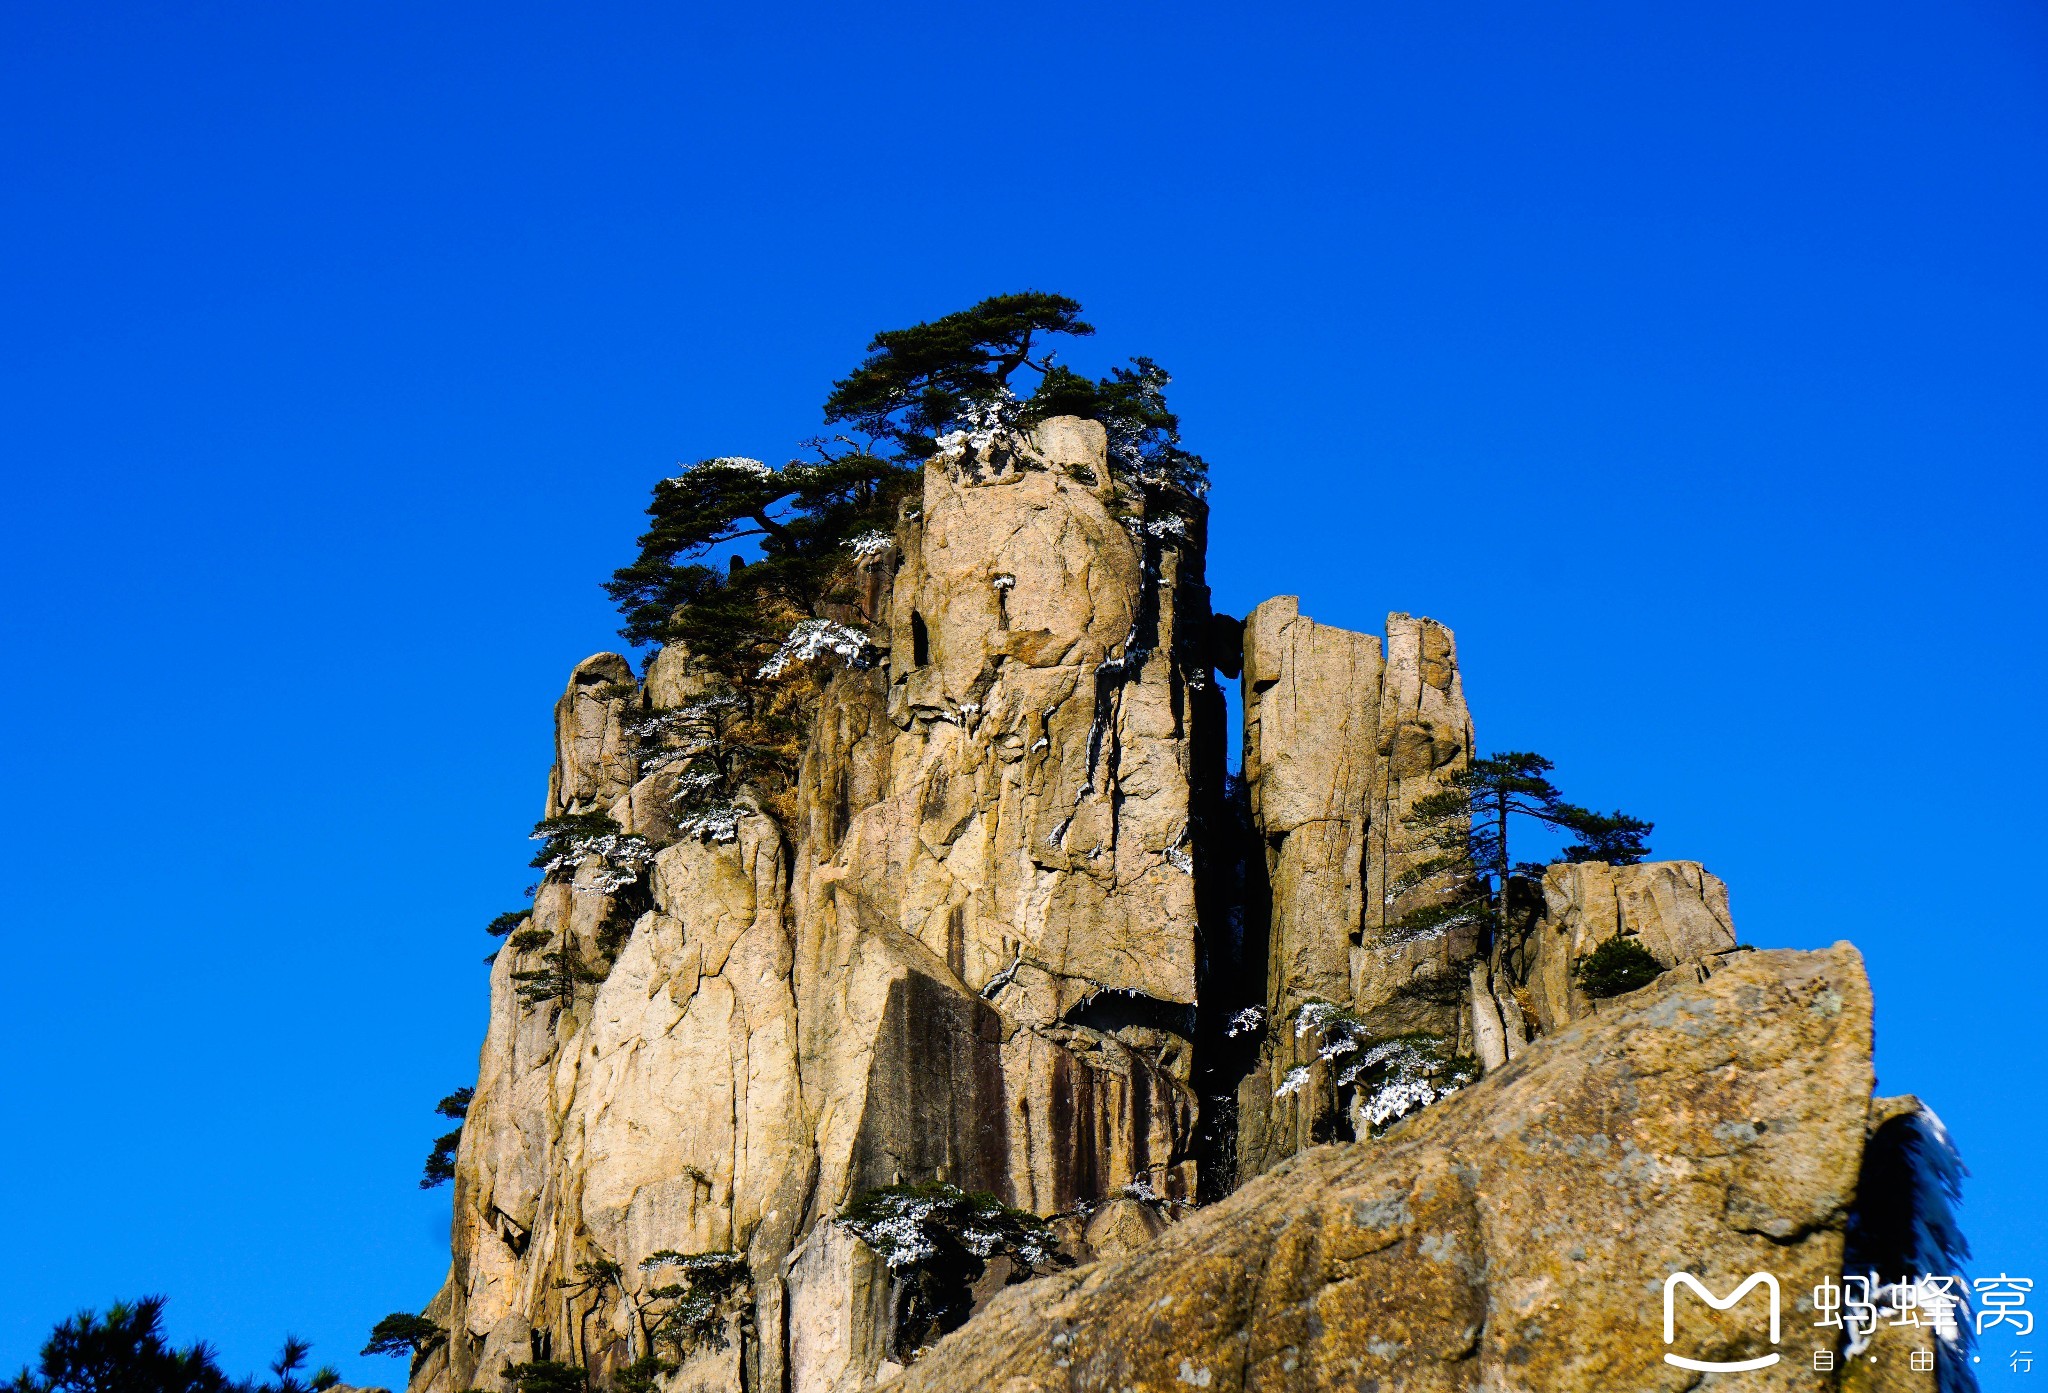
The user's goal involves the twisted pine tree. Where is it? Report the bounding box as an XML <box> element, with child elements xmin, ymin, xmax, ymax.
<box><xmin>361</xmin><ymin>1313</ymin><xmax>446</xmax><ymax>1369</ymax></box>
<box><xmin>1397</xmin><ymin>751</ymin><xmax>1654</xmax><ymax>964</ymax></box>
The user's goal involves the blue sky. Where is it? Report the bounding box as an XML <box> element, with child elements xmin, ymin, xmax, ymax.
<box><xmin>2</xmin><ymin>1</ymin><xmax>2043</xmax><ymax>1386</ymax></box>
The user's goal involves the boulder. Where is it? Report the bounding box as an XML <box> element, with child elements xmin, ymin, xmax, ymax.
<box><xmin>899</xmin><ymin>947</ymin><xmax>1910</xmax><ymax>1393</ymax></box>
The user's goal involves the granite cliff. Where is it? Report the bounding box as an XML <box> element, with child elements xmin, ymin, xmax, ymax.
<box><xmin>411</xmin><ymin>418</ymin><xmax>1968</xmax><ymax>1393</ymax></box>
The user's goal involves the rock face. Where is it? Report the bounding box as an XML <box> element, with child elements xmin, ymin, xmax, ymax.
<box><xmin>413</xmin><ymin>417</ymin><xmax>1955</xmax><ymax>1393</ymax></box>
<box><xmin>1521</xmin><ymin>859</ymin><xmax>1739</xmax><ymax>1033</ymax></box>
<box><xmin>417</xmin><ymin>421</ymin><xmax>1224</xmax><ymax>1393</ymax></box>
<box><xmin>1231</xmin><ymin>600</ymin><xmax>1479</xmax><ymax>1180</ymax></box>
<box><xmin>894</xmin><ymin>947</ymin><xmax>1937</xmax><ymax>1393</ymax></box>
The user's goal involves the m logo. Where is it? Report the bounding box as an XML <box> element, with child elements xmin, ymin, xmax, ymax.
<box><xmin>1662</xmin><ymin>1272</ymin><xmax>1783</xmax><ymax>1372</ymax></box>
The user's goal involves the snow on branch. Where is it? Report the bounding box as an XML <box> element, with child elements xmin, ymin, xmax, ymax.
<box><xmin>932</xmin><ymin>390</ymin><xmax>1020</xmax><ymax>461</ymax></box>
<box><xmin>683</xmin><ymin>456</ymin><xmax>772</xmax><ymax>478</ymax></box>
<box><xmin>756</xmin><ymin>619</ymin><xmax>875</xmax><ymax>681</ymax></box>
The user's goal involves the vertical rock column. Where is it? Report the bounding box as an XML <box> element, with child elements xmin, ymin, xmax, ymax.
<box><xmin>1232</xmin><ymin>603</ymin><xmax>1475</xmax><ymax>1178</ymax></box>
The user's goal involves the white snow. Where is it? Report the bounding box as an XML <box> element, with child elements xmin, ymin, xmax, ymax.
<box><xmin>756</xmin><ymin>619</ymin><xmax>874</xmax><ymax>680</ymax></box>
<box><xmin>1225</xmin><ymin>1005</ymin><xmax>1265</xmax><ymax>1039</ymax></box>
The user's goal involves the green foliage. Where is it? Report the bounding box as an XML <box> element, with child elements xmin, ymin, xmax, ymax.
<box><xmin>512</xmin><ymin>816</ymin><xmax>650</xmax><ymax>1016</ymax></box>
<box><xmin>263</xmin><ymin>1337</ymin><xmax>317</xmax><ymax>1393</ymax></box>
<box><xmin>4</xmin><ymin>1301</ymin><xmax>346</xmax><ymax>1393</ymax></box>
<box><xmin>637</xmin><ymin>1251</ymin><xmax>750</xmax><ymax>1357</ymax></box>
<box><xmin>598</xmin><ymin>294</ymin><xmax>1207</xmax><ymax>837</ymax></box>
<box><xmin>512</xmin><ymin>945</ymin><xmax>607</xmax><ymax>1012</ymax></box>
<box><xmin>630</xmin><ymin>694</ymin><xmax>772</xmax><ymax>842</ymax></box>
<box><xmin>528</xmin><ymin>814</ymin><xmax>654</xmax><ymax>894</ymax></box>
<box><xmin>604</xmin><ymin>452</ymin><xmax>910</xmax><ymax>660</ymax></box>
<box><xmin>362</xmin><ymin>1313</ymin><xmax>447</xmax><ymax>1365</ymax></box>
<box><xmin>1559</xmin><ymin>807</ymin><xmax>1654</xmax><ymax>864</ymax></box>
<box><xmin>823</xmin><ymin>291</ymin><xmax>1093</xmax><ymax>457</ymax></box>
<box><xmin>486</xmin><ymin>910</ymin><xmax>530</xmax><ymax>938</ymax></box>
<box><xmin>818</xmin><ymin>292</ymin><xmax>1207</xmax><ymax>488</ymax></box>
<box><xmin>1022</xmin><ymin>356</ymin><xmax>1209</xmax><ymax>493</ymax></box>
<box><xmin>3</xmin><ymin>1297</ymin><xmax>235</xmax><ymax>1393</ymax></box>
<box><xmin>1574</xmin><ymin>936</ymin><xmax>1666</xmax><ymax>998</ymax></box>
<box><xmin>1396</xmin><ymin>751</ymin><xmax>1653</xmax><ymax>954</ymax></box>
<box><xmin>608</xmin><ymin>1358</ymin><xmax>674</xmax><ymax>1393</ymax></box>
<box><xmin>837</xmin><ymin>1182</ymin><xmax>1064</xmax><ymax>1357</ymax></box>
<box><xmin>504</xmin><ymin>1361</ymin><xmax>588</xmax><ymax>1393</ymax></box>
<box><xmin>419</xmin><ymin>1090</ymin><xmax>474</xmax><ymax>1189</ymax></box>
<box><xmin>420</xmin><ymin>1130</ymin><xmax>461</xmax><ymax>1188</ymax></box>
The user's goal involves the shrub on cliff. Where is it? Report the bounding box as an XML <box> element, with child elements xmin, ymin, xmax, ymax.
<box><xmin>503</xmin><ymin>1361</ymin><xmax>587</xmax><ymax>1393</ymax></box>
<box><xmin>838</xmin><ymin>1181</ymin><xmax>1064</xmax><ymax>1358</ymax></box>
<box><xmin>1574</xmin><ymin>936</ymin><xmax>1665</xmax><ymax>998</ymax></box>
<box><xmin>1274</xmin><ymin>1003</ymin><xmax>1477</xmax><ymax>1136</ymax></box>
<box><xmin>515</xmin><ymin>813</ymin><xmax>654</xmax><ymax>1006</ymax></box>
<box><xmin>529</xmin><ymin>813</ymin><xmax>655</xmax><ymax>896</ymax></box>
<box><xmin>636</xmin><ymin>1250</ymin><xmax>750</xmax><ymax>1356</ymax></box>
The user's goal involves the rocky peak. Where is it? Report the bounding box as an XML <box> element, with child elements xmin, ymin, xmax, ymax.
<box><xmin>413</xmin><ymin>417</ymin><xmax>1959</xmax><ymax>1393</ymax></box>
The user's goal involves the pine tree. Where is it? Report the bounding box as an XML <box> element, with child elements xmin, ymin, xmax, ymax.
<box><xmin>485</xmin><ymin>910</ymin><xmax>530</xmax><ymax>939</ymax></box>
<box><xmin>822</xmin><ymin>292</ymin><xmax>1206</xmax><ymax>487</ymax></box>
<box><xmin>361</xmin><ymin>1314</ymin><xmax>446</xmax><ymax>1373</ymax></box>
<box><xmin>636</xmin><ymin>1251</ymin><xmax>751</xmax><ymax>1358</ymax></box>
<box><xmin>821</xmin><ymin>292</ymin><xmax>1095</xmax><ymax>458</ymax></box>
<box><xmin>261</xmin><ymin>1337</ymin><xmax>331</xmax><ymax>1393</ymax></box>
<box><xmin>1558</xmin><ymin>806</ymin><xmax>1653</xmax><ymax>864</ymax></box>
<box><xmin>1399</xmin><ymin>751</ymin><xmax>1654</xmax><ymax>962</ymax></box>
<box><xmin>603</xmin><ymin>451</ymin><xmax>912</xmax><ymax>660</ymax></box>
<box><xmin>420</xmin><ymin>1086</ymin><xmax>474</xmax><ymax>1189</ymax></box>
<box><xmin>511</xmin><ymin>814</ymin><xmax>651</xmax><ymax>1017</ymax></box>
<box><xmin>629</xmin><ymin>691</ymin><xmax>766</xmax><ymax>843</ymax></box>
<box><xmin>5</xmin><ymin>1302</ymin><xmax>340</xmax><ymax>1393</ymax></box>
<box><xmin>3</xmin><ymin>1298</ymin><xmax>235</xmax><ymax>1393</ymax></box>
<box><xmin>511</xmin><ymin>943</ymin><xmax>606</xmax><ymax>1013</ymax></box>
<box><xmin>836</xmin><ymin>1182</ymin><xmax>1064</xmax><ymax>1358</ymax></box>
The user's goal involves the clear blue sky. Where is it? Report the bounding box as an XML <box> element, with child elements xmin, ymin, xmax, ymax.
<box><xmin>2</xmin><ymin>1</ymin><xmax>2043</xmax><ymax>1387</ymax></box>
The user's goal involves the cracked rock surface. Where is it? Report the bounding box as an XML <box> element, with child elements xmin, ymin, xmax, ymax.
<box><xmin>897</xmin><ymin>946</ymin><xmax>1885</xmax><ymax>1393</ymax></box>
